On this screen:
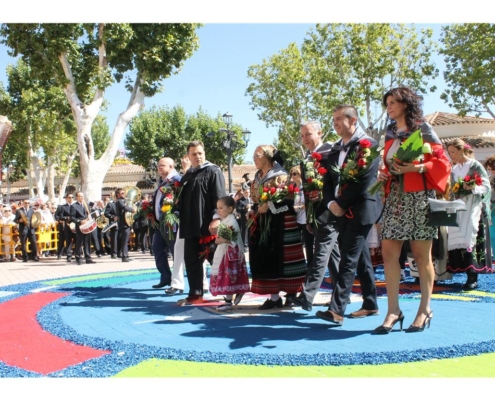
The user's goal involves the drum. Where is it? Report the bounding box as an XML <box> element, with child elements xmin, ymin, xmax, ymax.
<box><xmin>80</xmin><ymin>218</ymin><xmax>97</xmax><ymax>234</ymax></box>
<box><xmin>69</xmin><ymin>222</ymin><xmax>76</xmax><ymax>233</ymax></box>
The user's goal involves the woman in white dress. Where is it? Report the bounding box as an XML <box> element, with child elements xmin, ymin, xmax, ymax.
<box><xmin>446</xmin><ymin>139</ymin><xmax>493</xmax><ymax>290</ymax></box>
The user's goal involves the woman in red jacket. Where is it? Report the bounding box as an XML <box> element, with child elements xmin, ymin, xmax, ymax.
<box><xmin>374</xmin><ymin>87</ymin><xmax>451</xmax><ymax>334</ymax></box>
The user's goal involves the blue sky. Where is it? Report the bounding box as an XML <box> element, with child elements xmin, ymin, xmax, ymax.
<box><xmin>0</xmin><ymin>4</ymin><xmax>479</xmax><ymax>163</ymax></box>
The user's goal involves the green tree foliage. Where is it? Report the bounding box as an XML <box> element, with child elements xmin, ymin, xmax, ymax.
<box><xmin>440</xmin><ymin>23</ymin><xmax>495</xmax><ymax>118</ymax></box>
<box><xmin>126</xmin><ymin>106</ymin><xmax>247</xmax><ymax>169</ymax></box>
<box><xmin>0</xmin><ymin>23</ymin><xmax>201</xmax><ymax>199</ymax></box>
<box><xmin>246</xmin><ymin>23</ymin><xmax>438</xmax><ymax>163</ymax></box>
<box><xmin>246</xmin><ymin>43</ymin><xmax>313</xmax><ymax>159</ymax></box>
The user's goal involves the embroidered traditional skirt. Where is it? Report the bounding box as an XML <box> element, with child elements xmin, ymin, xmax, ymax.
<box><xmin>249</xmin><ymin>212</ymin><xmax>307</xmax><ymax>294</ymax></box>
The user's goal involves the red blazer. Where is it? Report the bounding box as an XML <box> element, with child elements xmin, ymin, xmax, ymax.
<box><xmin>382</xmin><ymin>140</ymin><xmax>451</xmax><ymax>196</ymax></box>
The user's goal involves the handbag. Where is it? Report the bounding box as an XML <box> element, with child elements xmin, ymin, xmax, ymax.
<box><xmin>422</xmin><ymin>174</ymin><xmax>466</xmax><ymax>227</ymax></box>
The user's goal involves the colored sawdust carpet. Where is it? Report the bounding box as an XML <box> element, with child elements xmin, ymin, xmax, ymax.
<box><xmin>1</xmin><ymin>267</ymin><xmax>495</xmax><ymax>378</ymax></box>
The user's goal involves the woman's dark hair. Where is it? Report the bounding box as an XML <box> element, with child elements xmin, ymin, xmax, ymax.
<box><xmin>383</xmin><ymin>87</ymin><xmax>424</xmax><ymax>131</ymax></box>
<box><xmin>218</xmin><ymin>195</ymin><xmax>236</xmax><ymax>209</ymax></box>
<box><xmin>484</xmin><ymin>155</ymin><xmax>495</xmax><ymax>170</ymax></box>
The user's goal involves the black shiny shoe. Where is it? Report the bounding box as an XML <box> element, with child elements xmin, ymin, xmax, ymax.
<box><xmin>405</xmin><ymin>311</ymin><xmax>433</xmax><ymax>333</ymax></box>
<box><xmin>258</xmin><ymin>298</ymin><xmax>283</xmax><ymax>310</ymax></box>
<box><xmin>165</xmin><ymin>287</ymin><xmax>183</xmax><ymax>295</ymax></box>
<box><xmin>374</xmin><ymin>311</ymin><xmax>404</xmax><ymax>334</ymax></box>
<box><xmin>152</xmin><ymin>281</ymin><xmax>170</xmax><ymax>289</ymax></box>
<box><xmin>286</xmin><ymin>294</ymin><xmax>312</xmax><ymax>311</ymax></box>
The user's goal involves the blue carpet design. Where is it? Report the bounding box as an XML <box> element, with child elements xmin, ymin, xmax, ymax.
<box><xmin>1</xmin><ymin>266</ymin><xmax>495</xmax><ymax>377</ymax></box>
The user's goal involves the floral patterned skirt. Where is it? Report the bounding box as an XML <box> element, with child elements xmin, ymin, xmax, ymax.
<box><xmin>381</xmin><ymin>181</ymin><xmax>437</xmax><ymax>241</ymax></box>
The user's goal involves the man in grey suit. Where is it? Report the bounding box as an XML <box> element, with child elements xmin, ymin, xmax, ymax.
<box><xmin>287</xmin><ymin>120</ymin><xmax>341</xmax><ymax>311</ymax></box>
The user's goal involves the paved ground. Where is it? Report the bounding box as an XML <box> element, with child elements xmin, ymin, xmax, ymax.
<box><xmin>1</xmin><ymin>251</ymin><xmax>495</xmax><ymax>397</ymax></box>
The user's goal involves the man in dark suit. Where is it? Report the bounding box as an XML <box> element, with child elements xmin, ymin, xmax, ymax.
<box><xmin>115</xmin><ymin>188</ymin><xmax>136</xmax><ymax>262</ymax></box>
<box><xmin>104</xmin><ymin>197</ymin><xmax>120</xmax><ymax>259</ymax></box>
<box><xmin>14</xmin><ymin>199</ymin><xmax>39</xmax><ymax>262</ymax></box>
<box><xmin>70</xmin><ymin>191</ymin><xmax>96</xmax><ymax>265</ymax></box>
<box><xmin>54</xmin><ymin>193</ymin><xmax>75</xmax><ymax>261</ymax></box>
<box><xmin>287</xmin><ymin>120</ymin><xmax>341</xmax><ymax>311</ymax></box>
<box><xmin>150</xmin><ymin>157</ymin><xmax>181</xmax><ymax>288</ymax></box>
<box><xmin>101</xmin><ymin>195</ymin><xmax>112</xmax><ymax>255</ymax></box>
<box><xmin>316</xmin><ymin>104</ymin><xmax>381</xmax><ymax>325</ymax></box>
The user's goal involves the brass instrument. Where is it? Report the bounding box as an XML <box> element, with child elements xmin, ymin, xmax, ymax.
<box><xmin>19</xmin><ymin>208</ymin><xmax>28</xmax><ymax>225</ymax></box>
<box><xmin>31</xmin><ymin>210</ymin><xmax>43</xmax><ymax>229</ymax></box>
<box><xmin>97</xmin><ymin>214</ymin><xmax>109</xmax><ymax>229</ymax></box>
<box><xmin>123</xmin><ymin>186</ymin><xmax>141</xmax><ymax>226</ymax></box>
<box><xmin>102</xmin><ymin>221</ymin><xmax>118</xmax><ymax>233</ymax></box>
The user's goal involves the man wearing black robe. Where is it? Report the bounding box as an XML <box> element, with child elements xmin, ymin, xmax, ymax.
<box><xmin>177</xmin><ymin>140</ymin><xmax>226</xmax><ymax>305</ymax></box>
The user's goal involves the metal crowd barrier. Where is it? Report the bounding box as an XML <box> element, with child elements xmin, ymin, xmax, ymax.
<box><xmin>0</xmin><ymin>223</ymin><xmax>141</xmax><ymax>257</ymax></box>
<box><xmin>0</xmin><ymin>223</ymin><xmax>59</xmax><ymax>257</ymax></box>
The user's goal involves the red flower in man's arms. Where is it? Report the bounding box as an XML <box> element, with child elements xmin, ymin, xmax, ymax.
<box><xmin>357</xmin><ymin>158</ymin><xmax>367</xmax><ymax>167</ymax></box>
<box><xmin>311</xmin><ymin>152</ymin><xmax>322</xmax><ymax>161</ymax></box>
<box><xmin>359</xmin><ymin>139</ymin><xmax>372</xmax><ymax>148</ymax></box>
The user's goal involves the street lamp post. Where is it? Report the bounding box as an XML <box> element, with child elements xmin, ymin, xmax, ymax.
<box><xmin>145</xmin><ymin>159</ymin><xmax>158</xmax><ymax>188</ymax></box>
<box><xmin>209</xmin><ymin>112</ymin><xmax>251</xmax><ymax>194</ymax></box>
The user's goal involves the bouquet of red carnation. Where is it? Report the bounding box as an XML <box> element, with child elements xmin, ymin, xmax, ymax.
<box><xmin>248</xmin><ymin>183</ymin><xmax>290</xmax><ymax>245</ymax></box>
<box><xmin>134</xmin><ymin>200</ymin><xmax>159</xmax><ymax>228</ymax></box>
<box><xmin>301</xmin><ymin>152</ymin><xmax>327</xmax><ymax>225</ymax></box>
<box><xmin>452</xmin><ymin>171</ymin><xmax>483</xmax><ymax>199</ymax></box>
<box><xmin>332</xmin><ymin>139</ymin><xmax>382</xmax><ymax>194</ymax></box>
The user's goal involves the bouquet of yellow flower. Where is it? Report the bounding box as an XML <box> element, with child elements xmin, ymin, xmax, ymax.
<box><xmin>159</xmin><ymin>186</ymin><xmax>179</xmax><ymax>240</ymax></box>
<box><xmin>332</xmin><ymin>139</ymin><xmax>382</xmax><ymax>194</ymax></box>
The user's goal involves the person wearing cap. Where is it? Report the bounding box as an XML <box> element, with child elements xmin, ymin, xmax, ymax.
<box><xmin>14</xmin><ymin>199</ymin><xmax>40</xmax><ymax>262</ymax></box>
<box><xmin>1</xmin><ymin>206</ymin><xmax>17</xmax><ymax>261</ymax></box>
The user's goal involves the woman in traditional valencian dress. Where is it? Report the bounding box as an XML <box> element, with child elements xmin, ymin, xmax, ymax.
<box><xmin>374</xmin><ymin>87</ymin><xmax>451</xmax><ymax>334</ymax></box>
<box><xmin>248</xmin><ymin>145</ymin><xmax>307</xmax><ymax>310</ymax></box>
<box><xmin>446</xmin><ymin>139</ymin><xmax>493</xmax><ymax>290</ymax></box>
<box><xmin>485</xmin><ymin>155</ymin><xmax>495</xmax><ymax>256</ymax></box>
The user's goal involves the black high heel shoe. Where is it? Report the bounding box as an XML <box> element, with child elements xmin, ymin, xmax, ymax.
<box><xmin>373</xmin><ymin>311</ymin><xmax>404</xmax><ymax>334</ymax></box>
<box><xmin>405</xmin><ymin>311</ymin><xmax>433</xmax><ymax>333</ymax></box>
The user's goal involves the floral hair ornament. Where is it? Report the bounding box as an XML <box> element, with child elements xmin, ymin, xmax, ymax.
<box><xmin>464</xmin><ymin>144</ymin><xmax>472</xmax><ymax>149</ymax></box>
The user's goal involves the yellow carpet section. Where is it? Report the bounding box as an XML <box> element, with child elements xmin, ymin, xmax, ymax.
<box><xmin>115</xmin><ymin>353</ymin><xmax>495</xmax><ymax>378</ymax></box>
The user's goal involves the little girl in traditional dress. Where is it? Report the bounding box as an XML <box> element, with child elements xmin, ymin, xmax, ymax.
<box><xmin>210</xmin><ymin>196</ymin><xmax>250</xmax><ymax>310</ymax></box>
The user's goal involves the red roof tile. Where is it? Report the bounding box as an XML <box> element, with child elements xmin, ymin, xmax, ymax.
<box><xmin>425</xmin><ymin>112</ymin><xmax>495</xmax><ymax>126</ymax></box>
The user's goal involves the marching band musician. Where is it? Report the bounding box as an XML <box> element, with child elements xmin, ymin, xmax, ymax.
<box><xmin>94</xmin><ymin>200</ymin><xmax>109</xmax><ymax>256</ymax></box>
<box><xmin>104</xmin><ymin>195</ymin><xmax>120</xmax><ymax>259</ymax></box>
<box><xmin>55</xmin><ymin>193</ymin><xmax>75</xmax><ymax>261</ymax></box>
<box><xmin>114</xmin><ymin>188</ymin><xmax>136</xmax><ymax>262</ymax></box>
<box><xmin>88</xmin><ymin>201</ymin><xmax>104</xmax><ymax>258</ymax></box>
<box><xmin>70</xmin><ymin>191</ymin><xmax>96</xmax><ymax>265</ymax></box>
<box><xmin>101</xmin><ymin>196</ymin><xmax>112</xmax><ymax>255</ymax></box>
<box><xmin>14</xmin><ymin>199</ymin><xmax>39</xmax><ymax>262</ymax></box>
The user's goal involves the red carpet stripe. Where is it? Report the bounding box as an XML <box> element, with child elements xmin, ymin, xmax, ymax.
<box><xmin>0</xmin><ymin>292</ymin><xmax>110</xmax><ymax>375</ymax></box>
